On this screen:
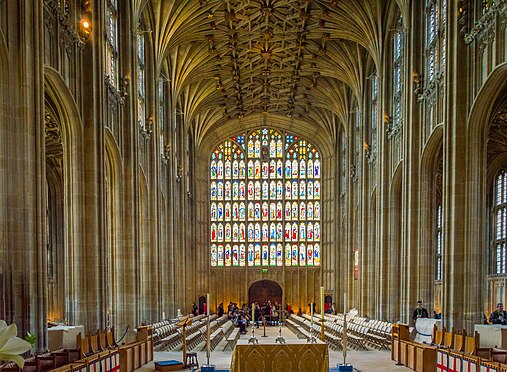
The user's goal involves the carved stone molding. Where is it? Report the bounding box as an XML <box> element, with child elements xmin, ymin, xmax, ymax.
<box><xmin>104</xmin><ymin>74</ymin><xmax>127</xmax><ymax>110</ymax></box>
<box><xmin>464</xmin><ymin>1</ymin><xmax>505</xmax><ymax>45</ymax></box>
<box><xmin>44</xmin><ymin>109</ymin><xmax>64</xmax><ymax>171</ymax></box>
<box><xmin>43</xmin><ymin>0</ymin><xmax>85</xmax><ymax>52</ymax></box>
<box><xmin>488</xmin><ymin>107</ymin><xmax>507</xmax><ymax>164</ymax></box>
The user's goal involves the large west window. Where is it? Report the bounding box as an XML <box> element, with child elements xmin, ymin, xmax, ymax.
<box><xmin>493</xmin><ymin>170</ymin><xmax>507</xmax><ymax>274</ymax></box>
<box><xmin>210</xmin><ymin>128</ymin><xmax>321</xmax><ymax>267</ymax></box>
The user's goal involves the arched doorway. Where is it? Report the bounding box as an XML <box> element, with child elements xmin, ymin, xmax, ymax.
<box><xmin>248</xmin><ymin>280</ymin><xmax>282</xmax><ymax>307</ymax></box>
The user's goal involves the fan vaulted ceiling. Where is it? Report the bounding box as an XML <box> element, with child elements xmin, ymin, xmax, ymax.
<box><xmin>139</xmin><ymin>0</ymin><xmax>406</xmax><ymax>141</ymax></box>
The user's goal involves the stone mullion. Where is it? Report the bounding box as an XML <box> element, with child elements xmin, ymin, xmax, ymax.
<box><xmin>402</xmin><ymin>4</ymin><xmax>423</xmax><ymax>324</ymax></box>
<box><xmin>5</xmin><ymin>0</ymin><xmax>47</xmax><ymax>348</ymax></box>
<box><xmin>441</xmin><ymin>2</ymin><xmax>470</xmax><ymax>332</ymax></box>
<box><xmin>33</xmin><ymin>0</ymin><xmax>48</xmax><ymax>350</ymax></box>
<box><xmin>114</xmin><ymin>0</ymin><xmax>139</xmax><ymax>337</ymax></box>
<box><xmin>321</xmin><ymin>151</ymin><xmax>335</xmax><ymax>302</ymax></box>
<box><xmin>344</xmin><ymin>113</ymin><xmax>354</xmax><ymax>312</ymax></box>
<box><xmin>376</xmin><ymin>63</ymin><xmax>391</xmax><ymax>321</ymax></box>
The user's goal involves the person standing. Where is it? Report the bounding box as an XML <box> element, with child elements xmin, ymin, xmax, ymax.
<box><xmin>490</xmin><ymin>303</ymin><xmax>507</xmax><ymax>325</ymax></box>
<box><xmin>217</xmin><ymin>303</ymin><xmax>224</xmax><ymax>317</ymax></box>
<box><xmin>412</xmin><ymin>301</ymin><xmax>429</xmax><ymax>322</ymax></box>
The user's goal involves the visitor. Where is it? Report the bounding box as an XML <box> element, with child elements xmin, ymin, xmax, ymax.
<box><xmin>217</xmin><ymin>303</ymin><xmax>224</xmax><ymax>317</ymax></box>
<box><xmin>192</xmin><ymin>302</ymin><xmax>198</xmax><ymax>316</ymax></box>
<box><xmin>490</xmin><ymin>303</ymin><xmax>507</xmax><ymax>325</ymax></box>
<box><xmin>412</xmin><ymin>301</ymin><xmax>429</xmax><ymax>322</ymax></box>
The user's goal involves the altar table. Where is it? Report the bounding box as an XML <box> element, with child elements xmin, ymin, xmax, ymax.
<box><xmin>230</xmin><ymin>339</ymin><xmax>329</xmax><ymax>372</ymax></box>
<box><xmin>474</xmin><ymin>324</ymin><xmax>507</xmax><ymax>348</ymax></box>
<box><xmin>48</xmin><ymin>325</ymin><xmax>85</xmax><ymax>351</ymax></box>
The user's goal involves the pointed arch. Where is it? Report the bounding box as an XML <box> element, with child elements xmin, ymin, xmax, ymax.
<box><xmin>104</xmin><ymin>130</ymin><xmax>123</xmax><ymax>331</ymax></box>
<box><xmin>44</xmin><ymin>67</ymin><xmax>84</xmax><ymax>323</ymax></box>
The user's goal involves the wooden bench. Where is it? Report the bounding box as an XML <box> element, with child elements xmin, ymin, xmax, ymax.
<box><xmin>223</xmin><ymin>328</ymin><xmax>240</xmax><ymax>351</ymax></box>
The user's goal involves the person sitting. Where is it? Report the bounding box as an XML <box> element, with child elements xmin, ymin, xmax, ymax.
<box><xmin>237</xmin><ymin>315</ymin><xmax>248</xmax><ymax>335</ymax></box>
<box><xmin>490</xmin><ymin>303</ymin><xmax>507</xmax><ymax>325</ymax></box>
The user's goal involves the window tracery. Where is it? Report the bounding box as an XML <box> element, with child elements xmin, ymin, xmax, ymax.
<box><xmin>493</xmin><ymin>170</ymin><xmax>507</xmax><ymax>274</ymax></box>
<box><xmin>210</xmin><ymin>128</ymin><xmax>321</xmax><ymax>267</ymax></box>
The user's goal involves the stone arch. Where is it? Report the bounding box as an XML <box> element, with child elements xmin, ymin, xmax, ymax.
<box><xmin>387</xmin><ymin>162</ymin><xmax>403</xmax><ymax>322</ymax></box>
<box><xmin>419</xmin><ymin>124</ymin><xmax>444</xmax><ymax>310</ymax></box>
<box><xmin>465</xmin><ymin>63</ymin><xmax>507</xmax><ymax>316</ymax></box>
<box><xmin>248</xmin><ymin>279</ymin><xmax>283</xmax><ymax>309</ymax></box>
<box><xmin>44</xmin><ymin>67</ymin><xmax>84</xmax><ymax>324</ymax></box>
<box><xmin>197</xmin><ymin>117</ymin><xmax>333</xmax><ymax>312</ymax></box>
<box><xmin>105</xmin><ymin>130</ymin><xmax>123</xmax><ymax>331</ymax></box>
<box><xmin>138</xmin><ymin>166</ymin><xmax>152</xmax><ymax>321</ymax></box>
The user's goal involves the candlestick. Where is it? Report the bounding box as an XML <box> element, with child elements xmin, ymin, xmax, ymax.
<box><xmin>252</xmin><ymin>303</ymin><xmax>255</xmax><ymax>327</ymax></box>
<box><xmin>320</xmin><ymin>286</ymin><xmax>325</xmax><ymax>341</ymax></box>
<box><xmin>206</xmin><ymin>293</ymin><xmax>211</xmax><ymax>365</ymax></box>
<box><xmin>344</xmin><ymin>292</ymin><xmax>347</xmax><ymax>314</ymax></box>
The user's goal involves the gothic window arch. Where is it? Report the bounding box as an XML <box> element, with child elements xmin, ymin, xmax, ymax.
<box><xmin>105</xmin><ymin>0</ymin><xmax>119</xmax><ymax>88</ymax></box>
<box><xmin>424</xmin><ymin>0</ymin><xmax>447</xmax><ymax>83</ymax></box>
<box><xmin>210</xmin><ymin>128</ymin><xmax>321</xmax><ymax>267</ymax></box>
<box><xmin>492</xmin><ymin>169</ymin><xmax>507</xmax><ymax>274</ymax></box>
<box><xmin>392</xmin><ymin>17</ymin><xmax>404</xmax><ymax>130</ymax></box>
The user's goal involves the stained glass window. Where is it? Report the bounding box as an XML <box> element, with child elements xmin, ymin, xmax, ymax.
<box><xmin>159</xmin><ymin>79</ymin><xmax>165</xmax><ymax>157</ymax></box>
<box><xmin>371</xmin><ymin>76</ymin><xmax>378</xmax><ymax>159</ymax></box>
<box><xmin>482</xmin><ymin>0</ymin><xmax>494</xmax><ymax>14</ymax></box>
<box><xmin>435</xmin><ymin>204</ymin><xmax>443</xmax><ymax>280</ymax></box>
<box><xmin>425</xmin><ymin>0</ymin><xmax>447</xmax><ymax>83</ymax></box>
<box><xmin>393</xmin><ymin>17</ymin><xmax>404</xmax><ymax>129</ymax></box>
<box><xmin>105</xmin><ymin>0</ymin><xmax>118</xmax><ymax>87</ymax></box>
<box><xmin>355</xmin><ymin>108</ymin><xmax>361</xmax><ymax>179</ymax></box>
<box><xmin>493</xmin><ymin>170</ymin><xmax>507</xmax><ymax>274</ymax></box>
<box><xmin>210</xmin><ymin>128</ymin><xmax>321</xmax><ymax>267</ymax></box>
<box><xmin>341</xmin><ymin>131</ymin><xmax>347</xmax><ymax>195</ymax></box>
<box><xmin>137</xmin><ymin>33</ymin><xmax>146</xmax><ymax>130</ymax></box>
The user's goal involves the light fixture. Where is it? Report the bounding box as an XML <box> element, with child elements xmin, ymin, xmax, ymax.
<box><xmin>80</xmin><ymin>18</ymin><xmax>91</xmax><ymax>39</ymax></box>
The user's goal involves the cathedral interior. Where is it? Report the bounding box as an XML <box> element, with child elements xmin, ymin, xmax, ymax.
<box><xmin>0</xmin><ymin>0</ymin><xmax>506</xmax><ymax>353</ymax></box>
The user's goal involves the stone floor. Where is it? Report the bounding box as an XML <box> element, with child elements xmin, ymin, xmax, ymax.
<box><xmin>137</xmin><ymin>325</ymin><xmax>412</xmax><ymax>371</ymax></box>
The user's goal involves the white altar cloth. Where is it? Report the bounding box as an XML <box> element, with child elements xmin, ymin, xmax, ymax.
<box><xmin>48</xmin><ymin>325</ymin><xmax>85</xmax><ymax>350</ymax></box>
<box><xmin>414</xmin><ymin>318</ymin><xmax>441</xmax><ymax>344</ymax></box>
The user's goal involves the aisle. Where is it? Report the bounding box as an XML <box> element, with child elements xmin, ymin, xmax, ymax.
<box><xmin>137</xmin><ymin>324</ymin><xmax>410</xmax><ymax>371</ymax></box>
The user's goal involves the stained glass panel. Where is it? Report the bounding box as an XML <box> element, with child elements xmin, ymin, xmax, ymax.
<box><xmin>210</xmin><ymin>128</ymin><xmax>321</xmax><ymax>267</ymax></box>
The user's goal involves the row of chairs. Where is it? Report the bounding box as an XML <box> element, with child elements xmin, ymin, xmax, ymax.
<box><xmin>327</xmin><ymin>313</ymin><xmax>392</xmax><ymax>348</ymax></box>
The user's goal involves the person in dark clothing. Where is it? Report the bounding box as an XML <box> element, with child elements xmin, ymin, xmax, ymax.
<box><xmin>412</xmin><ymin>301</ymin><xmax>429</xmax><ymax>322</ymax></box>
<box><xmin>192</xmin><ymin>302</ymin><xmax>198</xmax><ymax>316</ymax></box>
<box><xmin>490</xmin><ymin>303</ymin><xmax>507</xmax><ymax>325</ymax></box>
<box><xmin>217</xmin><ymin>303</ymin><xmax>224</xmax><ymax>317</ymax></box>
<box><xmin>238</xmin><ymin>315</ymin><xmax>247</xmax><ymax>334</ymax></box>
